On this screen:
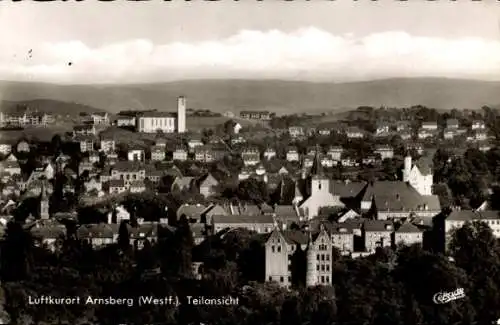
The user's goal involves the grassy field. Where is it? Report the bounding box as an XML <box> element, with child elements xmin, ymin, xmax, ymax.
<box><xmin>186</xmin><ymin>116</ymin><xmax>269</xmax><ymax>131</ymax></box>
<box><xmin>0</xmin><ymin>123</ymin><xmax>74</xmax><ymax>142</ymax></box>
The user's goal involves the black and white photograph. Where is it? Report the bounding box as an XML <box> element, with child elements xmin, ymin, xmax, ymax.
<box><xmin>1</xmin><ymin>1</ymin><xmax>500</xmax><ymax>324</ymax></box>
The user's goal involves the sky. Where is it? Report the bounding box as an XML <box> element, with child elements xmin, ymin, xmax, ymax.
<box><xmin>0</xmin><ymin>1</ymin><xmax>500</xmax><ymax>84</ymax></box>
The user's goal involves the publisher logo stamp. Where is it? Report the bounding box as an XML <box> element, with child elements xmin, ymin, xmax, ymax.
<box><xmin>433</xmin><ymin>288</ymin><xmax>465</xmax><ymax>304</ymax></box>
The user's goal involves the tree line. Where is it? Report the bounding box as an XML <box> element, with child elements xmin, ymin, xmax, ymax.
<box><xmin>2</xmin><ymin>217</ymin><xmax>500</xmax><ymax>325</ymax></box>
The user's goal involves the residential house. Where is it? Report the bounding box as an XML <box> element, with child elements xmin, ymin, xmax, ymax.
<box><xmin>110</xmin><ymin>161</ymin><xmax>146</xmax><ymax>188</ymax></box>
<box><xmin>375</xmin><ymin>122</ymin><xmax>390</xmax><ymax>136</ymax></box>
<box><xmin>116</xmin><ymin>115</ymin><xmax>136</xmax><ymax>127</ymax></box>
<box><xmin>327</xmin><ymin>146</ymin><xmax>343</xmax><ymax>161</ymax></box>
<box><xmin>474</xmin><ymin>129</ymin><xmax>488</xmax><ymax>141</ymax></box>
<box><xmin>363</xmin><ymin>220</ymin><xmax>393</xmax><ymax>253</ymax></box>
<box><xmin>16</xmin><ymin>140</ymin><xmax>30</xmax><ymax>153</ymax></box>
<box><xmin>194</xmin><ymin>146</ymin><xmax>214</xmax><ymax>163</ymax></box>
<box><xmin>393</xmin><ymin>222</ymin><xmax>423</xmax><ymax>246</ymax></box>
<box><xmin>188</xmin><ymin>137</ymin><xmax>204</xmax><ymax>150</ymax></box>
<box><xmin>396</xmin><ymin>121</ymin><xmax>411</xmax><ymax>132</ymax></box>
<box><xmin>198</xmin><ymin>173</ymin><xmax>219</xmax><ymax>198</ymax></box>
<box><xmin>30</xmin><ymin>223</ymin><xmax>66</xmax><ymax>252</ymax></box>
<box><xmin>173</xmin><ymin>146</ymin><xmax>188</xmax><ymax>161</ymax></box>
<box><xmin>326</xmin><ymin>222</ymin><xmax>354</xmax><ymax>254</ymax></box>
<box><xmin>286</xmin><ymin>147</ymin><xmax>300</xmax><ymax>162</ymax></box>
<box><xmin>177</xmin><ymin>204</ymin><xmax>208</xmax><ymax>223</ymax></box>
<box><xmin>263</xmin><ymin>148</ymin><xmax>277</xmax><ymax>160</ymax></box>
<box><xmin>91</xmin><ymin>112</ymin><xmax>109</xmax><ymax>125</ymax></box>
<box><xmin>125</xmin><ymin>146</ymin><xmax>143</xmax><ymax>161</ymax></box>
<box><xmin>73</xmin><ymin>124</ymin><xmax>96</xmax><ymax>136</ymax></box>
<box><xmin>172</xmin><ymin>176</ymin><xmax>195</xmax><ymax>192</ymax></box>
<box><xmin>150</xmin><ymin>146</ymin><xmax>166</xmax><ymax>161</ymax></box>
<box><xmin>100</xmin><ymin>136</ymin><xmax>115</xmax><ymax>153</ymax></box>
<box><xmin>346</xmin><ymin>127</ymin><xmax>364</xmax><ymax>139</ymax></box>
<box><xmin>77</xmin><ymin>224</ymin><xmax>116</xmax><ymax>247</ymax></box>
<box><xmin>75</xmin><ymin>135</ymin><xmax>95</xmax><ymax>153</ymax></box>
<box><xmin>129</xmin><ymin>180</ymin><xmax>146</xmax><ymax>193</ymax></box>
<box><xmin>421</xmin><ymin>121</ymin><xmax>438</xmax><ymax>130</ymax></box>
<box><xmin>374</xmin><ymin>145</ymin><xmax>394</xmax><ymax>160</ymax></box>
<box><xmin>443</xmin><ymin>128</ymin><xmax>456</xmax><ymax>140</ymax></box>
<box><xmin>211</xmin><ymin>214</ymin><xmax>275</xmax><ymax>234</ymax></box>
<box><xmin>240</xmin><ymin>111</ymin><xmax>275</xmax><ymax>120</ymax></box>
<box><xmin>446</xmin><ymin>119</ymin><xmax>459</xmax><ymax>129</ymax></box>
<box><xmin>288</xmin><ymin>126</ymin><xmax>305</xmax><ymax>138</ymax></box>
<box><xmin>241</xmin><ymin>147</ymin><xmax>260</xmax><ymax>166</ymax></box>
<box><xmin>109</xmin><ymin>179</ymin><xmax>126</xmax><ymax>194</ymax></box>
<box><xmin>0</xmin><ymin>142</ymin><xmax>12</xmax><ymax>155</ymax></box>
<box><xmin>471</xmin><ymin>120</ymin><xmax>485</xmax><ymax>130</ymax></box>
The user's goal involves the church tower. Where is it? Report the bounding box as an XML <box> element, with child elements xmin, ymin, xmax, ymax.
<box><xmin>403</xmin><ymin>154</ymin><xmax>412</xmax><ymax>182</ymax></box>
<box><xmin>39</xmin><ymin>183</ymin><xmax>50</xmax><ymax>220</ymax></box>
<box><xmin>177</xmin><ymin>96</ymin><xmax>186</xmax><ymax>133</ymax></box>
<box><xmin>310</xmin><ymin>146</ymin><xmax>329</xmax><ymax>196</ymax></box>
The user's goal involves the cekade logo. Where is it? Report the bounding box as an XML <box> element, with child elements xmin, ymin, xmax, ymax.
<box><xmin>432</xmin><ymin>288</ymin><xmax>466</xmax><ymax>304</ymax></box>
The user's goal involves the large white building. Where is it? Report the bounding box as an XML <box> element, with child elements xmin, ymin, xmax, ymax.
<box><xmin>402</xmin><ymin>154</ymin><xmax>433</xmax><ymax>196</ymax></box>
<box><xmin>136</xmin><ymin>96</ymin><xmax>187</xmax><ymax>133</ymax></box>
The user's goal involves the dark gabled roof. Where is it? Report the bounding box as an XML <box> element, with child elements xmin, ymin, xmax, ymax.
<box><xmin>281</xmin><ymin>229</ymin><xmax>309</xmax><ymax>245</ymax></box>
<box><xmin>274</xmin><ymin>205</ymin><xmax>296</xmax><ymax>217</ymax></box>
<box><xmin>177</xmin><ymin>204</ymin><xmax>208</xmax><ymax>219</ymax></box>
<box><xmin>396</xmin><ymin>222</ymin><xmax>422</xmax><ymax>233</ymax></box>
<box><xmin>363</xmin><ymin>220</ymin><xmax>394</xmax><ymax>232</ymax></box>
<box><xmin>112</xmin><ymin>161</ymin><xmax>146</xmax><ymax>172</ymax></box>
<box><xmin>77</xmin><ymin>223</ymin><xmax>114</xmax><ymax>238</ymax></box>
<box><xmin>330</xmin><ymin>180</ymin><xmax>367</xmax><ymax>198</ymax></box>
<box><xmin>361</xmin><ymin>181</ymin><xmax>441</xmax><ymax>212</ymax></box>
<box><xmin>109</xmin><ymin>179</ymin><xmax>125</xmax><ymax>188</ymax></box>
<box><xmin>212</xmin><ymin>214</ymin><xmax>274</xmax><ymax>224</ymax></box>
<box><xmin>139</xmin><ymin>111</ymin><xmax>177</xmax><ymax>118</ymax></box>
<box><xmin>447</xmin><ymin>210</ymin><xmax>500</xmax><ymax>222</ymax></box>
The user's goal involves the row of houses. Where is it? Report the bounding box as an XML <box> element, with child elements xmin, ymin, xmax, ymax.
<box><xmin>0</xmin><ymin>111</ymin><xmax>54</xmax><ymax>127</ymax></box>
<box><xmin>289</xmin><ymin>119</ymin><xmax>490</xmax><ymax>142</ymax></box>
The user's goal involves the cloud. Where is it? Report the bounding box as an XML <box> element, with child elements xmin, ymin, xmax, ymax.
<box><xmin>1</xmin><ymin>27</ymin><xmax>500</xmax><ymax>84</ymax></box>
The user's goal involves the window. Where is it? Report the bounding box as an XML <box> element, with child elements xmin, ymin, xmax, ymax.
<box><xmin>326</xmin><ymin>265</ymin><xmax>330</xmax><ymax>272</ymax></box>
<box><xmin>277</xmin><ymin>246</ymin><xmax>281</xmax><ymax>253</ymax></box>
<box><xmin>280</xmin><ymin>276</ymin><xmax>284</xmax><ymax>283</ymax></box>
<box><xmin>268</xmin><ymin>276</ymin><xmax>272</xmax><ymax>281</ymax></box>
<box><xmin>317</xmin><ymin>254</ymin><xmax>320</xmax><ymax>261</ymax></box>
<box><xmin>321</xmin><ymin>276</ymin><xmax>325</xmax><ymax>283</ymax></box>
<box><xmin>272</xmin><ymin>246</ymin><xmax>275</xmax><ymax>253</ymax></box>
<box><xmin>326</xmin><ymin>254</ymin><xmax>330</xmax><ymax>261</ymax></box>
<box><xmin>321</xmin><ymin>265</ymin><xmax>325</xmax><ymax>271</ymax></box>
<box><xmin>316</xmin><ymin>265</ymin><xmax>320</xmax><ymax>271</ymax></box>
<box><xmin>326</xmin><ymin>276</ymin><xmax>330</xmax><ymax>283</ymax></box>
<box><xmin>321</xmin><ymin>254</ymin><xmax>325</xmax><ymax>261</ymax></box>
<box><xmin>288</xmin><ymin>276</ymin><xmax>291</xmax><ymax>282</ymax></box>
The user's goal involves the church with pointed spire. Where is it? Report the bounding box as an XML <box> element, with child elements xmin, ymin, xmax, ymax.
<box><xmin>295</xmin><ymin>147</ymin><xmax>344</xmax><ymax>220</ymax></box>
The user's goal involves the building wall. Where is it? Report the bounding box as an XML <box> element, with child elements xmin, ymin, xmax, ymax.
<box><xmin>364</xmin><ymin>231</ymin><xmax>392</xmax><ymax>252</ymax></box>
<box><xmin>265</xmin><ymin>233</ymin><xmax>292</xmax><ymax>287</ymax></box>
<box><xmin>394</xmin><ymin>232</ymin><xmax>423</xmax><ymax>246</ymax></box>
<box><xmin>331</xmin><ymin>233</ymin><xmax>354</xmax><ymax>253</ymax></box>
<box><xmin>138</xmin><ymin>117</ymin><xmax>176</xmax><ymax>133</ymax></box>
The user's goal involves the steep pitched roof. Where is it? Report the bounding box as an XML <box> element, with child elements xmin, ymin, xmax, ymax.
<box><xmin>212</xmin><ymin>214</ymin><xmax>274</xmax><ymax>224</ymax></box>
<box><xmin>362</xmin><ymin>181</ymin><xmax>441</xmax><ymax>212</ymax></box>
<box><xmin>396</xmin><ymin>222</ymin><xmax>422</xmax><ymax>233</ymax></box>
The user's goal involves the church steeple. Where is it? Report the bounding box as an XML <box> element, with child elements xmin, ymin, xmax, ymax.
<box><xmin>310</xmin><ymin>145</ymin><xmax>324</xmax><ymax>178</ymax></box>
<box><xmin>39</xmin><ymin>182</ymin><xmax>49</xmax><ymax>220</ymax></box>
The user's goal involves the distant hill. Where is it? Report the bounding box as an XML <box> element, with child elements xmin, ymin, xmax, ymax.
<box><xmin>0</xmin><ymin>78</ymin><xmax>499</xmax><ymax>114</ymax></box>
<box><xmin>0</xmin><ymin>99</ymin><xmax>106</xmax><ymax>117</ymax></box>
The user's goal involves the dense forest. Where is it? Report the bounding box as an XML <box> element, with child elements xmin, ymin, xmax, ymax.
<box><xmin>1</xmin><ymin>218</ymin><xmax>500</xmax><ymax>325</ymax></box>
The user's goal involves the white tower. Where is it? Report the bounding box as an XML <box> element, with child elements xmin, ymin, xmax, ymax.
<box><xmin>403</xmin><ymin>155</ymin><xmax>412</xmax><ymax>182</ymax></box>
<box><xmin>177</xmin><ymin>96</ymin><xmax>186</xmax><ymax>133</ymax></box>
